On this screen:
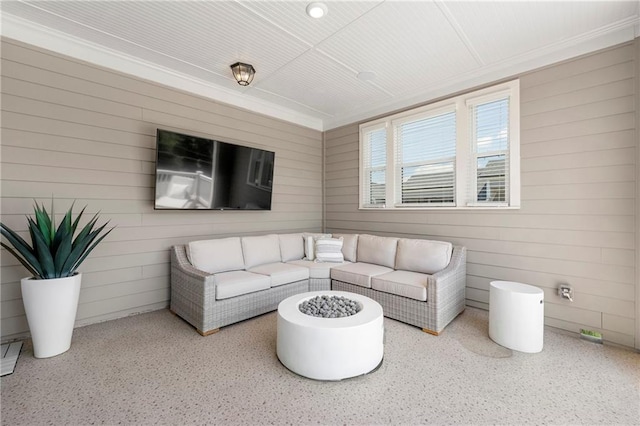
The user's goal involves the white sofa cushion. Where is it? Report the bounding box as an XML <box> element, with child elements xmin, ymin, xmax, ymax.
<box><xmin>278</xmin><ymin>233</ymin><xmax>304</xmax><ymax>262</ymax></box>
<box><xmin>396</xmin><ymin>239</ymin><xmax>453</xmax><ymax>274</ymax></box>
<box><xmin>248</xmin><ymin>262</ymin><xmax>309</xmax><ymax>287</ymax></box>
<box><xmin>287</xmin><ymin>259</ymin><xmax>350</xmax><ymax>279</ymax></box>
<box><xmin>356</xmin><ymin>234</ymin><xmax>398</xmax><ymax>269</ymax></box>
<box><xmin>332</xmin><ymin>233</ymin><xmax>358</xmax><ymax>262</ymax></box>
<box><xmin>371</xmin><ymin>270</ymin><xmax>428</xmax><ymax>301</ymax></box>
<box><xmin>303</xmin><ymin>233</ymin><xmax>331</xmax><ymax>260</ymax></box>
<box><xmin>331</xmin><ymin>262</ymin><xmax>394</xmax><ymax>288</ymax></box>
<box><xmin>241</xmin><ymin>234</ymin><xmax>281</xmax><ymax>268</ymax></box>
<box><xmin>315</xmin><ymin>237</ymin><xmax>344</xmax><ymax>263</ymax></box>
<box><xmin>215</xmin><ymin>270</ymin><xmax>271</xmax><ymax>300</ymax></box>
<box><xmin>187</xmin><ymin>237</ymin><xmax>245</xmax><ymax>274</ymax></box>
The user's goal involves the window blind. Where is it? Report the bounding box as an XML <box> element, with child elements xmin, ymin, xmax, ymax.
<box><xmin>395</xmin><ymin>111</ymin><xmax>456</xmax><ymax>205</ymax></box>
<box><xmin>362</xmin><ymin>127</ymin><xmax>386</xmax><ymax>206</ymax></box>
<box><xmin>470</xmin><ymin>97</ymin><xmax>509</xmax><ymax>204</ymax></box>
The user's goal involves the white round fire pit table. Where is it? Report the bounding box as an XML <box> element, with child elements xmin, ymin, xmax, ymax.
<box><xmin>276</xmin><ymin>291</ymin><xmax>384</xmax><ymax>381</ymax></box>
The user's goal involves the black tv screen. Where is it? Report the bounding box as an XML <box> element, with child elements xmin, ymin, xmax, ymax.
<box><xmin>154</xmin><ymin>129</ymin><xmax>274</xmax><ymax>210</ymax></box>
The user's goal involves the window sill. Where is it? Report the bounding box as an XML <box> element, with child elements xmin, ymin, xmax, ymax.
<box><xmin>358</xmin><ymin>206</ymin><xmax>521</xmax><ymax>211</ymax></box>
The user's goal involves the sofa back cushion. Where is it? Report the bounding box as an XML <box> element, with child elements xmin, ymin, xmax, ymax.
<box><xmin>188</xmin><ymin>237</ymin><xmax>245</xmax><ymax>274</ymax></box>
<box><xmin>242</xmin><ymin>234</ymin><xmax>281</xmax><ymax>268</ymax></box>
<box><xmin>395</xmin><ymin>238</ymin><xmax>453</xmax><ymax>274</ymax></box>
<box><xmin>356</xmin><ymin>234</ymin><xmax>398</xmax><ymax>269</ymax></box>
<box><xmin>278</xmin><ymin>233</ymin><xmax>304</xmax><ymax>262</ymax></box>
<box><xmin>332</xmin><ymin>233</ymin><xmax>358</xmax><ymax>262</ymax></box>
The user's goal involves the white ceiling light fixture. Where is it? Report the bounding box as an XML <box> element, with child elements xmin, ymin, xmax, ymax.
<box><xmin>306</xmin><ymin>2</ymin><xmax>328</xmax><ymax>19</ymax></box>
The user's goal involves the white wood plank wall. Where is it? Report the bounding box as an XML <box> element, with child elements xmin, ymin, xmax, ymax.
<box><xmin>324</xmin><ymin>41</ymin><xmax>637</xmax><ymax>348</ymax></box>
<box><xmin>0</xmin><ymin>38</ymin><xmax>323</xmax><ymax>340</ymax></box>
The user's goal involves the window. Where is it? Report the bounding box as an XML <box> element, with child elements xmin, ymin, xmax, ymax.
<box><xmin>395</xmin><ymin>109</ymin><xmax>457</xmax><ymax>206</ymax></box>
<box><xmin>359</xmin><ymin>80</ymin><xmax>520</xmax><ymax>209</ymax></box>
<box><xmin>469</xmin><ymin>95</ymin><xmax>511</xmax><ymax>205</ymax></box>
<box><xmin>360</xmin><ymin>125</ymin><xmax>387</xmax><ymax>207</ymax></box>
<box><xmin>247</xmin><ymin>149</ymin><xmax>274</xmax><ymax>191</ymax></box>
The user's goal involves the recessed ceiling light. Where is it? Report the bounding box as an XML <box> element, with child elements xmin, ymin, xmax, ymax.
<box><xmin>306</xmin><ymin>2</ymin><xmax>328</xmax><ymax>19</ymax></box>
<box><xmin>357</xmin><ymin>71</ymin><xmax>377</xmax><ymax>81</ymax></box>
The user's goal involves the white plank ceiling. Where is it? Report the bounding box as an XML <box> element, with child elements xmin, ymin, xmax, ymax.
<box><xmin>2</xmin><ymin>1</ymin><xmax>639</xmax><ymax>130</ymax></box>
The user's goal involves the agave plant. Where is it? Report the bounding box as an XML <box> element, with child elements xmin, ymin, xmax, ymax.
<box><xmin>0</xmin><ymin>200</ymin><xmax>113</xmax><ymax>280</ymax></box>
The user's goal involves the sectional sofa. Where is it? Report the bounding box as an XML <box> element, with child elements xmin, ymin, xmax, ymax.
<box><xmin>170</xmin><ymin>232</ymin><xmax>466</xmax><ymax>336</ymax></box>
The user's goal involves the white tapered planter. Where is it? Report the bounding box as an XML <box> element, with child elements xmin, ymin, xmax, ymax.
<box><xmin>21</xmin><ymin>273</ymin><xmax>82</xmax><ymax>358</ymax></box>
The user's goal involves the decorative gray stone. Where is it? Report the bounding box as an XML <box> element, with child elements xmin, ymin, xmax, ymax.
<box><xmin>299</xmin><ymin>295</ymin><xmax>362</xmax><ymax>318</ymax></box>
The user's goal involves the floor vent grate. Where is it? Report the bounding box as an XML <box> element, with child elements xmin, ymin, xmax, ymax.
<box><xmin>1</xmin><ymin>342</ymin><xmax>23</xmax><ymax>376</ymax></box>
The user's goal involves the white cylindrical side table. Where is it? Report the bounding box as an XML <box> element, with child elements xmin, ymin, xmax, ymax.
<box><xmin>489</xmin><ymin>281</ymin><xmax>544</xmax><ymax>353</ymax></box>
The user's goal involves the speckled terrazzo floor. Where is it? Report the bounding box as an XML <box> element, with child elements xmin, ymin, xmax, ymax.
<box><xmin>1</xmin><ymin>307</ymin><xmax>638</xmax><ymax>425</ymax></box>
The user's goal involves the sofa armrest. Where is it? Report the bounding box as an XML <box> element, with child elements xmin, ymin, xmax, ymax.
<box><xmin>430</xmin><ymin>245</ymin><xmax>466</xmax><ymax>283</ymax></box>
<box><xmin>171</xmin><ymin>245</ymin><xmax>213</xmax><ymax>281</ymax></box>
<box><xmin>170</xmin><ymin>245</ymin><xmax>217</xmax><ymax>332</ymax></box>
<box><xmin>425</xmin><ymin>245</ymin><xmax>467</xmax><ymax>332</ymax></box>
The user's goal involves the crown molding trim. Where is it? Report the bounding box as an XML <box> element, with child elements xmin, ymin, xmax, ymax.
<box><xmin>1</xmin><ymin>13</ymin><xmax>325</xmax><ymax>131</ymax></box>
<box><xmin>3</xmin><ymin>12</ymin><xmax>638</xmax><ymax>132</ymax></box>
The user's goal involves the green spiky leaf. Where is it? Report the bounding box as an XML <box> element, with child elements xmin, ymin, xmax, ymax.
<box><xmin>53</xmin><ymin>232</ymin><xmax>73</xmax><ymax>277</ymax></box>
<box><xmin>34</xmin><ymin>202</ymin><xmax>53</xmax><ymax>247</ymax></box>
<box><xmin>70</xmin><ymin>205</ymin><xmax>86</xmax><ymax>236</ymax></box>
<box><xmin>29</xmin><ymin>218</ymin><xmax>56</xmax><ymax>278</ymax></box>
<box><xmin>1</xmin><ymin>222</ymin><xmax>45</xmax><ymax>278</ymax></box>
<box><xmin>0</xmin><ymin>199</ymin><xmax>114</xmax><ymax>279</ymax></box>
<box><xmin>0</xmin><ymin>240</ymin><xmax>41</xmax><ymax>278</ymax></box>
<box><xmin>61</xmin><ymin>218</ymin><xmax>109</xmax><ymax>274</ymax></box>
<box><xmin>51</xmin><ymin>205</ymin><xmax>73</xmax><ymax>257</ymax></box>
<box><xmin>69</xmin><ymin>226</ymin><xmax>113</xmax><ymax>273</ymax></box>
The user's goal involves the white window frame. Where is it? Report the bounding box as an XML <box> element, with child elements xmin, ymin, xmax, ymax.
<box><xmin>465</xmin><ymin>89</ymin><xmax>520</xmax><ymax>207</ymax></box>
<box><xmin>359</xmin><ymin>80</ymin><xmax>520</xmax><ymax>210</ymax></box>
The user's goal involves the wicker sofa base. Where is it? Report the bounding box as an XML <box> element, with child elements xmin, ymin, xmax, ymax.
<box><xmin>172</xmin><ymin>279</ymin><xmax>333</xmax><ymax>335</ymax></box>
<box><xmin>309</xmin><ymin>278</ymin><xmax>330</xmax><ymax>291</ymax></box>
<box><xmin>170</xmin><ymin>244</ymin><xmax>334</xmax><ymax>335</ymax></box>
<box><xmin>331</xmin><ymin>279</ymin><xmax>464</xmax><ymax>335</ymax></box>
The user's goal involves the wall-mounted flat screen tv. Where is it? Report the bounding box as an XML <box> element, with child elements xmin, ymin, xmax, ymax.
<box><xmin>154</xmin><ymin>129</ymin><xmax>275</xmax><ymax>210</ymax></box>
